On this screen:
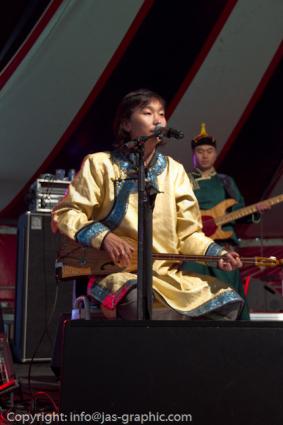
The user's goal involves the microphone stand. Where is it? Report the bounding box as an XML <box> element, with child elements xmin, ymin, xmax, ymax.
<box><xmin>126</xmin><ymin>135</ymin><xmax>158</xmax><ymax>320</ymax></box>
<box><xmin>125</xmin><ymin>127</ymin><xmax>183</xmax><ymax>319</ymax></box>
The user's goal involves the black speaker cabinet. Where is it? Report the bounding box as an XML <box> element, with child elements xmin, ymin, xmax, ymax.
<box><xmin>14</xmin><ymin>212</ymin><xmax>73</xmax><ymax>362</ymax></box>
<box><xmin>61</xmin><ymin>320</ymin><xmax>283</xmax><ymax>425</ymax></box>
<box><xmin>247</xmin><ymin>278</ymin><xmax>283</xmax><ymax>311</ymax></box>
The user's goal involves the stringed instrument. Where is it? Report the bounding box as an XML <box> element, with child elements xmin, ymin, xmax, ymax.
<box><xmin>201</xmin><ymin>194</ymin><xmax>283</xmax><ymax>240</ymax></box>
<box><xmin>56</xmin><ymin>235</ymin><xmax>282</xmax><ymax>279</ymax></box>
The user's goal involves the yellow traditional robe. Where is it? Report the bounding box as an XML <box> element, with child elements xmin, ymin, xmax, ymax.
<box><xmin>52</xmin><ymin>150</ymin><xmax>242</xmax><ymax>316</ymax></box>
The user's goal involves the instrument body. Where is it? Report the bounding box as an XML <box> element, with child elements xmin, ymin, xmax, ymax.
<box><xmin>56</xmin><ymin>235</ymin><xmax>281</xmax><ymax>279</ymax></box>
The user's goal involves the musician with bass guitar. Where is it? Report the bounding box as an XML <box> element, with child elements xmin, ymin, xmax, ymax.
<box><xmin>183</xmin><ymin>124</ymin><xmax>269</xmax><ymax>319</ymax></box>
<box><xmin>52</xmin><ymin>90</ymin><xmax>245</xmax><ymax>321</ymax></box>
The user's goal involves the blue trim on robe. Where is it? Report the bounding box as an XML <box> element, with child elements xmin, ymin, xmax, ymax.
<box><xmin>76</xmin><ymin>179</ymin><xmax>136</xmax><ymax>246</ymax></box>
<box><xmin>76</xmin><ymin>223</ymin><xmax>110</xmax><ymax>246</ymax></box>
<box><xmin>176</xmin><ymin>290</ymin><xmax>244</xmax><ymax>317</ymax></box>
<box><xmin>206</xmin><ymin>242</ymin><xmax>225</xmax><ymax>256</ymax></box>
<box><xmin>112</xmin><ymin>150</ymin><xmax>167</xmax><ymax>193</ymax></box>
<box><xmin>76</xmin><ymin>150</ymin><xmax>167</xmax><ymax>246</ymax></box>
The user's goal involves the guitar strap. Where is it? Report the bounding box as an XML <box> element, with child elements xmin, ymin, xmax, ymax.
<box><xmin>188</xmin><ymin>172</ymin><xmax>200</xmax><ymax>190</ymax></box>
<box><xmin>217</xmin><ymin>174</ymin><xmax>238</xmax><ymax>200</ymax></box>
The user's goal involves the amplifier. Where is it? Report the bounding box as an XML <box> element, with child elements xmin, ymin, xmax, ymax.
<box><xmin>35</xmin><ymin>178</ymin><xmax>70</xmax><ymax>196</ymax></box>
<box><xmin>30</xmin><ymin>195</ymin><xmax>65</xmax><ymax>213</ymax></box>
<box><xmin>29</xmin><ymin>178</ymin><xmax>70</xmax><ymax>212</ymax></box>
<box><xmin>14</xmin><ymin>212</ymin><xmax>74</xmax><ymax>362</ymax></box>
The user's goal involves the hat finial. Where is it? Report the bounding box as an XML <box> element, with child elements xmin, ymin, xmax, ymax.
<box><xmin>191</xmin><ymin>122</ymin><xmax>216</xmax><ymax>150</ymax></box>
<box><xmin>199</xmin><ymin>122</ymin><xmax>208</xmax><ymax>138</ymax></box>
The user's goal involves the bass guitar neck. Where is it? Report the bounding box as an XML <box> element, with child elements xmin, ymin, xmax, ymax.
<box><xmin>201</xmin><ymin>194</ymin><xmax>283</xmax><ymax>239</ymax></box>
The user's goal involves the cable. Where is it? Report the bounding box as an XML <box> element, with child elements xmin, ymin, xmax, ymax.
<box><xmin>27</xmin><ymin>282</ymin><xmax>59</xmax><ymax>397</ymax></box>
<box><xmin>31</xmin><ymin>390</ymin><xmax>59</xmax><ymax>413</ymax></box>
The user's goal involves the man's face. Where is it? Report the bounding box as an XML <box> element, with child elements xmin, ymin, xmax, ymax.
<box><xmin>193</xmin><ymin>145</ymin><xmax>217</xmax><ymax>171</ymax></box>
<box><xmin>123</xmin><ymin>98</ymin><xmax>167</xmax><ymax>140</ymax></box>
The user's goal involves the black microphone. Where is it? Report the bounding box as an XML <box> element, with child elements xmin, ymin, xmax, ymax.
<box><xmin>154</xmin><ymin>125</ymin><xmax>184</xmax><ymax>140</ymax></box>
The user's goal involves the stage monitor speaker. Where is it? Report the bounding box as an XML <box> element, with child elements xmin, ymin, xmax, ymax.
<box><xmin>61</xmin><ymin>320</ymin><xmax>283</xmax><ymax>425</ymax></box>
<box><xmin>14</xmin><ymin>212</ymin><xmax>74</xmax><ymax>362</ymax></box>
<box><xmin>247</xmin><ymin>278</ymin><xmax>283</xmax><ymax>311</ymax></box>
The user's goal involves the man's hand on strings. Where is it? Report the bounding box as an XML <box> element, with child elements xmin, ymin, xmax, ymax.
<box><xmin>218</xmin><ymin>251</ymin><xmax>242</xmax><ymax>271</ymax></box>
<box><xmin>100</xmin><ymin>232</ymin><xmax>134</xmax><ymax>268</ymax></box>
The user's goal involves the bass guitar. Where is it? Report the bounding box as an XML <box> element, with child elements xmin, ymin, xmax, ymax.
<box><xmin>201</xmin><ymin>194</ymin><xmax>283</xmax><ymax>240</ymax></box>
